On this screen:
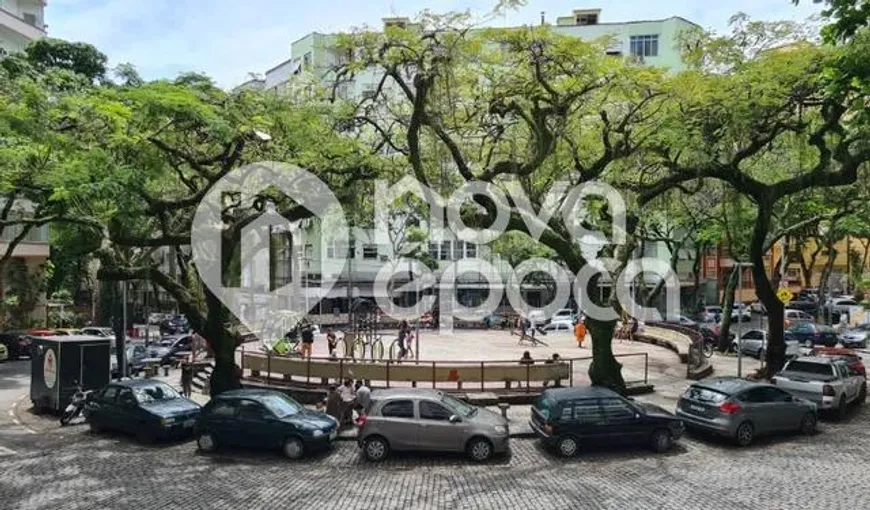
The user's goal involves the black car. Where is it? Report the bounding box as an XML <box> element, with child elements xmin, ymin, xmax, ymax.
<box><xmin>156</xmin><ymin>334</ymin><xmax>193</xmax><ymax>365</ymax></box>
<box><xmin>0</xmin><ymin>332</ymin><xmax>31</xmax><ymax>359</ymax></box>
<box><xmin>84</xmin><ymin>380</ymin><xmax>201</xmax><ymax>442</ymax></box>
<box><xmin>160</xmin><ymin>315</ymin><xmax>190</xmax><ymax>335</ymax></box>
<box><xmin>195</xmin><ymin>389</ymin><xmax>339</xmax><ymax>460</ymax></box>
<box><xmin>530</xmin><ymin>387</ymin><xmax>684</xmax><ymax>457</ymax></box>
<box><xmin>784</xmin><ymin>322</ymin><xmax>839</xmax><ymax>348</ymax></box>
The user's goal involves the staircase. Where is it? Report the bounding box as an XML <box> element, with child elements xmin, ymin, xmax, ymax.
<box><xmin>191</xmin><ymin>362</ymin><xmax>214</xmax><ymax>394</ymax></box>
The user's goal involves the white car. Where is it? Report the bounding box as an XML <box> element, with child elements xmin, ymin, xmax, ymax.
<box><xmin>731</xmin><ymin>304</ymin><xmax>752</xmax><ymax>322</ymax></box>
<box><xmin>749</xmin><ymin>300</ymin><xmax>767</xmax><ymax>314</ymax></box>
<box><xmin>526</xmin><ymin>310</ymin><xmax>547</xmax><ymax>326</ymax></box>
<box><xmin>542</xmin><ymin>321</ymin><xmax>573</xmax><ymax>333</ymax></box>
<box><xmin>666</xmin><ymin>315</ymin><xmax>697</xmax><ymax>328</ymax></box>
<box><xmin>784</xmin><ymin>309</ymin><xmax>813</xmax><ymax>326</ymax></box>
<box><xmin>731</xmin><ymin>329</ymin><xmax>800</xmax><ymax>359</ymax></box>
<box><xmin>551</xmin><ymin>308</ymin><xmax>575</xmax><ymax>323</ymax></box>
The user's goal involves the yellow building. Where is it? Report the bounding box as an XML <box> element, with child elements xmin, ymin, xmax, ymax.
<box><xmin>766</xmin><ymin>237</ymin><xmax>870</xmax><ymax>292</ymax></box>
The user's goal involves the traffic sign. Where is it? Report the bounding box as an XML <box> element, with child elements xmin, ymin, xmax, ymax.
<box><xmin>777</xmin><ymin>288</ymin><xmax>793</xmax><ymax>304</ymax></box>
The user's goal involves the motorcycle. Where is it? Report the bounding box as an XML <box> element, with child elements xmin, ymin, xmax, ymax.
<box><xmin>60</xmin><ymin>383</ymin><xmax>93</xmax><ymax>426</ymax></box>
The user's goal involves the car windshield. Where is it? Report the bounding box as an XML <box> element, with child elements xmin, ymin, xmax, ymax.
<box><xmin>684</xmin><ymin>386</ymin><xmax>728</xmax><ymax>403</ymax></box>
<box><xmin>134</xmin><ymin>383</ymin><xmax>181</xmax><ymax>403</ymax></box>
<box><xmin>441</xmin><ymin>393</ymin><xmax>477</xmax><ymax>417</ymax></box>
<box><xmin>259</xmin><ymin>393</ymin><xmax>303</xmax><ymax>418</ymax></box>
<box><xmin>783</xmin><ymin>361</ymin><xmax>834</xmax><ymax>376</ymax></box>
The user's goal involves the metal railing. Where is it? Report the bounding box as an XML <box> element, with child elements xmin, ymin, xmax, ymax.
<box><xmin>241</xmin><ymin>345</ymin><xmax>648</xmax><ymax>393</ymax></box>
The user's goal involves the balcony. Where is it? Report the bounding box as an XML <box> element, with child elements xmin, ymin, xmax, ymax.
<box><xmin>0</xmin><ymin>7</ymin><xmax>45</xmax><ymax>41</ymax></box>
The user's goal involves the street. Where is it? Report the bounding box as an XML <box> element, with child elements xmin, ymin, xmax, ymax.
<box><xmin>2</xmin><ymin>358</ymin><xmax>869</xmax><ymax>510</ymax></box>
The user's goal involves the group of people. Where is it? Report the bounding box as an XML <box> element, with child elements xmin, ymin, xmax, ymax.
<box><xmin>321</xmin><ymin>379</ymin><xmax>372</xmax><ymax>425</ymax></box>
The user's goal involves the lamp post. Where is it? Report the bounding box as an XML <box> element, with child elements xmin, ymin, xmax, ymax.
<box><xmin>735</xmin><ymin>262</ymin><xmax>754</xmax><ymax>378</ymax></box>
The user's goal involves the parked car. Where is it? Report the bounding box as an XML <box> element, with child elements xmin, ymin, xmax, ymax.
<box><xmin>731</xmin><ymin>304</ymin><xmax>752</xmax><ymax>323</ymax></box>
<box><xmin>551</xmin><ymin>308</ymin><xmax>576</xmax><ymax>323</ymax></box>
<box><xmin>676</xmin><ymin>377</ymin><xmax>817</xmax><ymax>446</ymax></box>
<box><xmin>784</xmin><ymin>322</ymin><xmax>839</xmax><ymax>348</ymax></box>
<box><xmin>810</xmin><ymin>347</ymin><xmax>866</xmax><ymax>377</ymax></box>
<box><xmin>772</xmin><ymin>356</ymin><xmax>866</xmax><ymax>419</ymax></box>
<box><xmin>357</xmin><ymin>388</ymin><xmax>509</xmax><ymax>462</ymax></box>
<box><xmin>156</xmin><ymin>334</ymin><xmax>194</xmax><ymax>365</ymax></box>
<box><xmin>160</xmin><ymin>315</ymin><xmax>190</xmax><ymax>335</ymax></box>
<box><xmin>730</xmin><ymin>329</ymin><xmax>800</xmax><ymax>359</ymax></box>
<box><xmin>839</xmin><ymin>326</ymin><xmax>868</xmax><ymax>349</ymax></box>
<box><xmin>526</xmin><ymin>309</ymin><xmax>547</xmax><ymax>326</ymax></box>
<box><xmin>53</xmin><ymin>328</ymin><xmax>83</xmax><ymax>336</ymax></box>
<box><xmin>787</xmin><ymin>299</ymin><xmax>820</xmax><ymax>315</ymax></box>
<box><xmin>110</xmin><ymin>344</ymin><xmax>151</xmax><ymax>377</ymax></box>
<box><xmin>783</xmin><ymin>309</ymin><xmax>814</xmax><ymax>327</ymax></box>
<box><xmin>26</xmin><ymin>329</ymin><xmax>55</xmax><ymax>337</ymax></box>
<box><xmin>825</xmin><ymin>298</ymin><xmax>861</xmax><ymax>317</ymax></box>
<box><xmin>0</xmin><ymin>332</ymin><xmax>31</xmax><ymax>359</ymax></box>
<box><xmin>665</xmin><ymin>315</ymin><xmax>698</xmax><ymax>328</ymax></box>
<box><xmin>749</xmin><ymin>300</ymin><xmax>767</xmax><ymax>314</ymax></box>
<box><xmin>542</xmin><ymin>321</ymin><xmax>573</xmax><ymax>333</ymax></box>
<box><xmin>81</xmin><ymin>327</ymin><xmax>115</xmax><ymax>338</ymax></box>
<box><xmin>0</xmin><ymin>342</ymin><xmax>7</xmax><ymax>362</ymax></box>
<box><xmin>530</xmin><ymin>386</ymin><xmax>684</xmax><ymax>457</ymax></box>
<box><xmin>84</xmin><ymin>380</ymin><xmax>201</xmax><ymax>442</ymax></box>
<box><xmin>195</xmin><ymin>389</ymin><xmax>338</xmax><ymax>459</ymax></box>
<box><xmin>698</xmin><ymin>306</ymin><xmax>724</xmax><ymax>323</ymax></box>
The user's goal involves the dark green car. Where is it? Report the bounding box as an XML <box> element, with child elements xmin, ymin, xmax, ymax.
<box><xmin>84</xmin><ymin>380</ymin><xmax>201</xmax><ymax>442</ymax></box>
<box><xmin>194</xmin><ymin>389</ymin><xmax>339</xmax><ymax>460</ymax></box>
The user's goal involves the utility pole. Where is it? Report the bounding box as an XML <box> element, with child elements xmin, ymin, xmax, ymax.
<box><xmin>119</xmin><ymin>281</ymin><xmax>127</xmax><ymax>379</ymax></box>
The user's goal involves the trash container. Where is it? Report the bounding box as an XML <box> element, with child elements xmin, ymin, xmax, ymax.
<box><xmin>30</xmin><ymin>335</ymin><xmax>111</xmax><ymax>412</ymax></box>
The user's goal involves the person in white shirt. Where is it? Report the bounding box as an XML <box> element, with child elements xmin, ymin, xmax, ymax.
<box><xmin>355</xmin><ymin>381</ymin><xmax>372</xmax><ymax>412</ymax></box>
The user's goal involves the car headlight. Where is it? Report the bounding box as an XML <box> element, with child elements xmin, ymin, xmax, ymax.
<box><xmin>311</xmin><ymin>429</ymin><xmax>324</xmax><ymax>437</ymax></box>
<box><xmin>493</xmin><ymin>425</ymin><xmax>508</xmax><ymax>435</ymax></box>
<box><xmin>160</xmin><ymin>418</ymin><xmax>176</xmax><ymax>426</ymax></box>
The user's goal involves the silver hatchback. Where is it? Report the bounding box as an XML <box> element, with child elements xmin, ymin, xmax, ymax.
<box><xmin>357</xmin><ymin>389</ymin><xmax>510</xmax><ymax>462</ymax></box>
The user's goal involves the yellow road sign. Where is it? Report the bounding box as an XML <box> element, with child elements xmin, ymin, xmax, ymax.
<box><xmin>777</xmin><ymin>288</ymin><xmax>793</xmax><ymax>304</ymax></box>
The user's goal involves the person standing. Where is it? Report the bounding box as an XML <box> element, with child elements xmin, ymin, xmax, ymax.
<box><xmin>300</xmin><ymin>321</ymin><xmax>314</xmax><ymax>358</ymax></box>
<box><xmin>355</xmin><ymin>380</ymin><xmax>372</xmax><ymax>413</ymax></box>
<box><xmin>180</xmin><ymin>362</ymin><xmax>193</xmax><ymax>397</ymax></box>
<box><xmin>574</xmin><ymin>319</ymin><xmax>587</xmax><ymax>348</ymax></box>
<box><xmin>325</xmin><ymin>328</ymin><xmax>338</xmax><ymax>357</ymax></box>
<box><xmin>397</xmin><ymin>320</ymin><xmax>410</xmax><ymax>360</ymax></box>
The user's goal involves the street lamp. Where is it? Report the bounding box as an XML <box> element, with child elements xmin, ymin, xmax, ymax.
<box><xmin>734</xmin><ymin>262</ymin><xmax>754</xmax><ymax>378</ymax></box>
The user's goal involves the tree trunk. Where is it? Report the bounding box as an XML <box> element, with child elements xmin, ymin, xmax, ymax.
<box><xmin>749</xmin><ymin>203</ymin><xmax>785</xmax><ymax>377</ymax></box>
<box><xmin>586</xmin><ymin>317</ymin><xmax>625</xmax><ymax>393</ymax></box>
<box><xmin>692</xmin><ymin>243</ymin><xmax>702</xmax><ymax>310</ymax></box>
<box><xmin>861</xmin><ymin>239</ymin><xmax>870</xmax><ymax>276</ymax></box>
<box><xmin>718</xmin><ymin>266</ymin><xmax>739</xmax><ymax>352</ymax></box>
<box><xmin>203</xmin><ymin>288</ymin><xmax>241</xmax><ymax>395</ymax></box>
<box><xmin>818</xmin><ymin>243</ymin><xmax>837</xmax><ymax>324</ymax></box>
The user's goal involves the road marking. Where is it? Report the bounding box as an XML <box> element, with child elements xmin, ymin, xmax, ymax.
<box><xmin>0</xmin><ymin>445</ymin><xmax>16</xmax><ymax>456</ymax></box>
<box><xmin>10</xmin><ymin>395</ymin><xmax>38</xmax><ymax>434</ymax></box>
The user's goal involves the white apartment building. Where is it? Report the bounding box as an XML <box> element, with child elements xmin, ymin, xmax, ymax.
<box><xmin>0</xmin><ymin>0</ymin><xmax>45</xmax><ymax>54</ymax></box>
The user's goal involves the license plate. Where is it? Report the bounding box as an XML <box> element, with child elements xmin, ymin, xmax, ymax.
<box><xmin>689</xmin><ymin>405</ymin><xmax>705</xmax><ymax>413</ymax></box>
<box><xmin>183</xmin><ymin>419</ymin><xmax>195</xmax><ymax>428</ymax></box>
<box><xmin>329</xmin><ymin>430</ymin><xmax>337</xmax><ymax>440</ymax></box>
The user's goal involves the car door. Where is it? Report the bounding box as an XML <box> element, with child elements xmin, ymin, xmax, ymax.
<box><xmin>598</xmin><ymin>397</ymin><xmax>647</xmax><ymax>445</ymax></box>
<box><xmin>417</xmin><ymin>399</ymin><xmax>462</xmax><ymax>452</ymax></box>
<box><xmin>740</xmin><ymin>331</ymin><xmax>762</xmax><ymax>355</ymax></box>
<box><xmin>202</xmin><ymin>398</ymin><xmax>240</xmax><ymax>446</ymax></box>
<box><xmin>115</xmin><ymin>387</ymin><xmax>144</xmax><ymax>434</ymax></box>
<box><xmin>836</xmin><ymin>363</ymin><xmax>859</xmax><ymax>401</ymax></box>
<box><xmin>88</xmin><ymin>385</ymin><xmax>120</xmax><ymax>429</ymax></box>
<box><xmin>236</xmin><ymin>399</ymin><xmax>280</xmax><ymax>449</ymax></box>
<box><xmin>734</xmin><ymin>388</ymin><xmax>780</xmax><ymax>435</ymax></box>
<box><xmin>765</xmin><ymin>387</ymin><xmax>806</xmax><ymax>431</ymax></box>
<box><xmin>557</xmin><ymin>398</ymin><xmax>607</xmax><ymax>444</ymax></box>
<box><xmin>376</xmin><ymin>399</ymin><xmax>418</xmax><ymax>451</ymax></box>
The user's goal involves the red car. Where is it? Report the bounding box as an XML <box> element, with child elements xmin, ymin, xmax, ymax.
<box><xmin>811</xmin><ymin>347</ymin><xmax>866</xmax><ymax>377</ymax></box>
<box><xmin>26</xmin><ymin>329</ymin><xmax>55</xmax><ymax>337</ymax></box>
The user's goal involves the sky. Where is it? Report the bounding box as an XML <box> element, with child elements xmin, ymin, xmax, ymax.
<box><xmin>45</xmin><ymin>0</ymin><xmax>824</xmax><ymax>88</ymax></box>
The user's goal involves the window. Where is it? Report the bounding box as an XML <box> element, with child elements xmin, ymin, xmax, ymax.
<box><xmin>117</xmin><ymin>388</ymin><xmax>136</xmax><ymax>406</ymax></box>
<box><xmin>534</xmin><ymin>396</ymin><xmax>557</xmax><ymax>420</ymax></box>
<box><xmin>453</xmin><ymin>241</ymin><xmax>464</xmax><ymax>260</ymax></box>
<box><xmin>629</xmin><ymin>35</ymin><xmax>659</xmax><ymax>57</ymax></box>
<box><xmin>683</xmin><ymin>386</ymin><xmax>727</xmax><ymax>404</ymax></box>
<box><xmin>783</xmin><ymin>361</ymin><xmax>835</xmax><ymax>376</ymax></box>
<box><xmin>465</xmin><ymin>243</ymin><xmax>477</xmax><ymax>258</ymax></box>
<box><xmin>363</xmin><ymin>244</ymin><xmax>378</xmax><ymax>260</ymax></box>
<box><xmin>575</xmin><ymin>14</ymin><xmax>598</xmax><ymax>25</ymax></box>
<box><xmin>302</xmin><ymin>52</ymin><xmax>312</xmax><ymax>70</ymax></box>
<box><xmin>599</xmin><ymin>398</ymin><xmax>636</xmax><ymax>421</ymax></box>
<box><xmin>743</xmin><ymin>331</ymin><xmax>762</xmax><ymax>340</ymax></box>
<box><xmin>569</xmin><ymin>399</ymin><xmax>605</xmax><ymax>424</ymax></box>
<box><xmin>428</xmin><ymin>242</ymin><xmax>439</xmax><ymax>259</ymax></box>
<box><xmin>381</xmin><ymin>400</ymin><xmax>414</xmax><ymax>419</ymax></box>
<box><xmin>440</xmin><ymin>241</ymin><xmax>451</xmax><ymax>260</ymax></box>
<box><xmin>23</xmin><ymin>13</ymin><xmax>37</xmax><ymax>26</ymax></box>
<box><xmin>101</xmin><ymin>386</ymin><xmax>120</xmax><ymax>402</ymax></box>
<box><xmin>238</xmin><ymin>400</ymin><xmax>270</xmax><ymax>420</ymax></box>
<box><xmin>420</xmin><ymin>401</ymin><xmax>453</xmax><ymax>421</ymax></box>
<box><xmin>211</xmin><ymin>400</ymin><xmax>237</xmax><ymax>417</ymax></box>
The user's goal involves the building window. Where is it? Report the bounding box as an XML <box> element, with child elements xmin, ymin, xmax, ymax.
<box><xmin>465</xmin><ymin>243</ymin><xmax>477</xmax><ymax>258</ymax></box>
<box><xmin>302</xmin><ymin>52</ymin><xmax>312</xmax><ymax>70</ymax></box>
<box><xmin>440</xmin><ymin>241</ymin><xmax>451</xmax><ymax>260</ymax></box>
<box><xmin>23</xmin><ymin>13</ymin><xmax>37</xmax><ymax>26</ymax></box>
<box><xmin>363</xmin><ymin>244</ymin><xmax>378</xmax><ymax>260</ymax></box>
<box><xmin>575</xmin><ymin>14</ymin><xmax>598</xmax><ymax>25</ymax></box>
<box><xmin>453</xmin><ymin>241</ymin><xmax>464</xmax><ymax>260</ymax></box>
<box><xmin>629</xmin><ymin>35</ymin><xmax>659</xmax><ymax>57</ymax></box>
<box><xmin>428</xmin><ymin>242</ymin><xmax>439</xmax><ymax>259</ymax></box>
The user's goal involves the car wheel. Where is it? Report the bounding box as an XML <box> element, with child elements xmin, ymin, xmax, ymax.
<box><xmin>136</xmin><ymin>429</ymin><xmax>156</xmax><ymax>445</ymax></box>
<box><xmin>556</xmin><ymin>435</ymin><xmax>579</xmax><ymax>457</ymax></box>
<box><xmin>197</xmin><ymin>432</ymin><xmax>217</xmax><ymax>453</ymax></box>
<box><xmin>649</xmin><ymin>429</ymin><xmax>673</xmax><ymax>453</ymax></box>
<box><xmin>466</xmin><ymin>437</ymin><xmax>494</xmax><ymax>462</ymax></box>
<box><xmin>836</xmin><ymin>397</ymin><xmax>847</xmax><ymax>421</ymax></box>
<box><xmin>362</xmin><ymin>435</ymin><xmax>389</xmax><ymax>462</ymax></box>
<box><xmin>283</xmin><ymin>437</ymin><xmax>305</xmax><ymax>460</ymax></box>
<box><xmin>799</xmin><ymin>413</ymin><xmax>817</xmax><ymax>435</ymax></box>
<box><xmin>735</xmin><ymin>422</ymin><xmax>754</xmax><ymax>447</ymax></box>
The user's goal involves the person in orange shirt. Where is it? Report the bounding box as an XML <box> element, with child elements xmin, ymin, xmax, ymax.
<box><xmin>574</xmin><ymin>319</ymin><xmax>587</xmax><ymax>348</ymax></box>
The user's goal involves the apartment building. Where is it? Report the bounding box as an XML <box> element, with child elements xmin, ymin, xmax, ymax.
<box><xmin>0</xmin><ymin>0</ymin><xmax>45</xmax><ymax>54</ymax></box>
<box><xmin>0</xmin><ymin>200</ymin><xmax>50</xmax><ymax>326</ymax></box>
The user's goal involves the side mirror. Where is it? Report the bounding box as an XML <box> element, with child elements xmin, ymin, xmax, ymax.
<box><xmin>448</xmin><ymin>415</ymin><xmax>461</xmax><ymax>424</ymax></box>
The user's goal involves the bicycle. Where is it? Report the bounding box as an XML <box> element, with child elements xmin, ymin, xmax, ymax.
<box><xmin>389</xmin><ymin>338</ymin><xmax>415</xmax><ymax>361</ymax></box>
<box><xmin>344</xmin><ymin>333</ymin><xmax>384</xmax><ymax>360</ymax></box>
